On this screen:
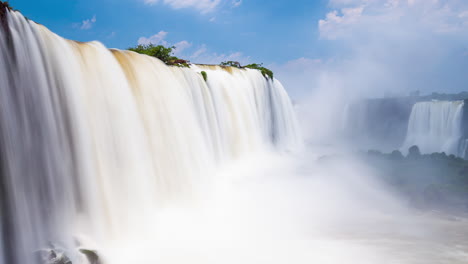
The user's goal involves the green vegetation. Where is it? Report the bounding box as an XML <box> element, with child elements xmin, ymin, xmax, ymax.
<box><xmin>0</xmin><ymin>1</ymin><xmax>31</xmax><ymax>22</ymax></box>
<box><xmin>1</xmin><ymin>1</ymin><xmax>15</xmax><ymax>11</ymax></box>
<box><xmin>127</xmin><ymin>44</ymin><xmax>189</xmax><ymax>67</ymax></box>
<box><xmin>220</xmin><ymin>61</ymin><xmax>242</xmax><ymax>68</ymax></box>
<box><xmin>245</xmin><ymin>63</ymin><xmax>274</xmax><ymax>79</ymax></box>
<box><xmin>200</xmin><ymin>71</ymin><xmax>208</xmax><ymax>82</ymax></box>
<box><xmin>0</xmin><ymin>1</ymin><xmax>11</xmax><ymax>29</ymax></box>
<box><xmin>219</xmin><ymin>61</ymin><xmax>274</xmax><ymax>80</ymax></box>
<box><xmin>320</xmin><ymin>146</ymin><xmax>468</xmax><ymax>212</ymax></box>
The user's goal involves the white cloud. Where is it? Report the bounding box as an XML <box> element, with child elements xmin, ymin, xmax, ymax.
<box><xmin>79</xmin><ymin>15</ymin><xmax>96</xmax><ymax>30</ymax></box>
<box><xmin>277</xmin><ymin>0</ymin><xmax>468</xmax><ymax>102</ymax></box>
<box><xmin>191</xmin><ymin>45</ymin><xmax>208</xmax><ymax>58</ymax></box>
<box><xmin>281</xmin><ymin>0</ymin><xmax>468</xmax><ymax>141</ymax></box>
<box><xmin>329</xmin><ymin>0</ymin><xmax>371</xmax><ymax>6</ymax></box>
<box><xmin>320</xmin><ymin>0</ymin><xmax>468</xmax><ymax>39</ymax></box>
<box><xmin>189</xmin><ymin>45</ymin><xmax>250</xmax><ymax>64</ymax></box>
<box><xmin>138</xmin><ymin>31</ymin><xmax>169</xmax><ymax>45</ymax></box>
<box><xmin>107</xmin><ymin>32</ymin><xmax>117</xmax><ymax>39</ymax></box>
<box><xmin>144</xmin><ymin>0</ymin><xmax>221</xmax><ymax>13</ymax></box>
<box><xmin>282</xmin><ymin>58</ymin><xmax>323</xmax><ymax>70</ymax></box>
<box><xmin>232</xmin><ymin>0</ymin><xmax>242</xmax><ymax>7</ymax></box>
<box><xmin>319</xmin><ymin>7</ymin><xmax>364</xmax><ymax>39</ymax></box>
<box><xmin>137</xmin><ymin>32</ymin><xmax>192</xmax><ymax>56</ymax></box>
<box><xmin>459</xmin><ymin>10</ymin><xmax>468</xmax><ymax>18</ymax></box>
<box><xmin>307</xmin><ymin>0</ymin><xmax>468</xmax><ymax>99</ymax></box>
<box><xmin>173</xmin><ymin>40</ymin><xmax>193</xmax><ymax>55</ymax></box>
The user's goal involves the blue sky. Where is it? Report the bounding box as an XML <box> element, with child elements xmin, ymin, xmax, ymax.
<box><xmin>9</xmin><ymin>0</ymin><xmax>468</xmax><ymax>98</ymax></box>
<box><xmin>10</xmin><ymin>0</ymin><xmax>330</xmax><ymax>65</ymax></box>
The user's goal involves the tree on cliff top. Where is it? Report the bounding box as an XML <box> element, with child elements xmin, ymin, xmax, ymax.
<box><xmin>128</xmin><ymin>44</ymin><xmax>189</xmax><ymax>67</ymax></box>
<box><xmin>219</xmin><ymin>61</ymin><xmax>274</xmax><ymax>79</ymax></box>
<box><xmin>244</xmin><ymin>63</ymin><xmax>274</xmax><ymax>79</ymax></box>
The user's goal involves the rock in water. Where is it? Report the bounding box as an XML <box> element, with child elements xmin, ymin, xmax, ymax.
<box><xmin>79</xmin><ymin>249</ymin><xmax>100</xmax><ymax>264</ymax></box>
<box><xmin>37</xmin><ymin>249</ymin><xmax>72</xmax><ymax>264</ymax></box>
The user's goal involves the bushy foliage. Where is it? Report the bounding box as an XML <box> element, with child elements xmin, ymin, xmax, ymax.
<box><xmin>0</xmin><ymin>3</ymin><xmax>6</xmax><ymax>27</ymax></box>
<box><xmin>128</xmin><ymin>44</ymin><xmax>189</xmax><ymax>67</ymax></box>
<box><xmin>219</xmin><ymin>61</ymin><xmax>274</xmax><ymax>80</ymax></box>
<box><xmin>244</xmin><ymin>63</ymin><xmax>274</xmax><ymax>79</ymax></box>
<box><xmin>1</xmin><ymin>1</ymin><xmax>14</xmax><ymax>11</ymax></box>
<box><xmin>220</xmin><ymin>61</ymin><xmax>241</xmax><ymax>68</ymax></box>
<box><xmin>200</xmin><ymin>71</ymin><xmax>208</xmax><ymax>82</ymax></box>
<box><xmin>1</xmin><ymin>1</ymin><xmax>14</xmax><ymax>30</ymax></box>
<box><xmin>1</xmin><ymin>1</ymin><xmax>24</xmax><ymax>17</ymax></box>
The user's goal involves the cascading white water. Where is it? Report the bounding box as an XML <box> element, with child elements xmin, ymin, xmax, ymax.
<box><xmin>401</xmin><ymin>100</ymin><xmax>464</xmax><ymax>156</ymax></box>
<box><xmin>0</xmin><ymin>8</ymin><xmax>301</xmax><ymax>264</ymax></box>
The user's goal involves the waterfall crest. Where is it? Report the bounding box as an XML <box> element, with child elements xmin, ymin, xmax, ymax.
<box><xmin>0</xmin><ymin>9</ymin><xmax>301</xmax><ymax>264</ymax></box>
<box><xmin>401</xmin><ymin>100</ymin><xmax>464</xmax><ymax>156</ymax></box>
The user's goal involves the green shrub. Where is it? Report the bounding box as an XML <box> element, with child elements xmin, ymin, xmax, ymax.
<box><xmin>201</xmin><ymin>71</ymin><xmax>208</xmax><ymax>82</ymax></box>
<box><xmin>1</xmin><ymin>1</ymin><xmax>14</xmax><ymax>11</ymax></box>
<box><xmin>220</xmin><ymin>61</ymin><xmax>241</xmax><ymax>68</ymax></box>
<box><xmin>128</xmin><ymin>44</ymin><xmax>189</xmax><ymax>67</ymax></box>
<box><xmin>1</xmin><ymin>1</ymin><xmax>30</xmax><ymax>21</ymax></box>
<box><xmin>244</xmin><ymin>63</ymin><xmax>274</xmax><ymax>79</ymax></box>
<box><xmin>219</xmin><ymin>61</ymin><xmax>274</xmax><ymax>80</ymax></box>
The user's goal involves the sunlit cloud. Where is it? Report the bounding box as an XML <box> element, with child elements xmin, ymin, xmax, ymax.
<box><xmin>138</xmin><ymin>31</ymin><xmax>169</xmax><ymax>45</ymax></box>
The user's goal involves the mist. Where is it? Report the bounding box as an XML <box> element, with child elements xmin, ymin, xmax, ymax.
<box><xmin>258</xmin><ymin>1</ymin><xmax>468</xmax><ymax>263</ymax></box>
<box><xmin>93</xmin><ymin>148</ymin><xmax>468</xmax><ymax>264</ymax></box>
<box><xmin>275</xmin><ymin>0</ymin><xmax>468</xmax><ymax>142</ymax></box>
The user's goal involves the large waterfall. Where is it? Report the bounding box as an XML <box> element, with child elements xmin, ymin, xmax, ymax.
<box><xmin>401</xmin><ymin>100</ymin><xmax>464</xmax><ymax>156</ymax></box>
<box><xmin>0</xmin><ymin>8</ymin><xmax>300</xmax><ymax>264</ymax></box>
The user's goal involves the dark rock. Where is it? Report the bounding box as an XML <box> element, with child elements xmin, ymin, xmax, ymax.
<box><xmin>79</xmin><ymin>248</ymin><xmax>100</xmax><ymax>264</ymax></box>
<box><xmin>408</xmin><ymin>145</ymin><xmax>421</xmax><ymax>159</ymax></box>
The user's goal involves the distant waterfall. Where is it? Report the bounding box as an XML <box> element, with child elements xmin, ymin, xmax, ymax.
<box><xmin>401</xmin><ymin>101</ymin><xmax>464</xmax><ymax>156</ymax></box>
<box><xmin>341</xmin><ymin>98</ymin><xmax>414</xmax><ymax>151</ymax></box>
<box><xmin>0</xmin><ymin>8</ymin><xmax>301</xmax><ymax>264</ymax></box>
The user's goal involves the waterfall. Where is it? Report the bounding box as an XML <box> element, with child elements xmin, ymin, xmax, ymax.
<box><xmin>0</xmin><ymin>8</ymin><xmax>301</xmax><ymax>264</ymax></box>
<box><xmin>401</xmin><ymin>100</ymin><xmax>464</xmax><ymax>156</ymax></box>
<box><xmin>341</xmin><ymin>98</ymin><xmax>414</xmax><ymax>151</ymax></box>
